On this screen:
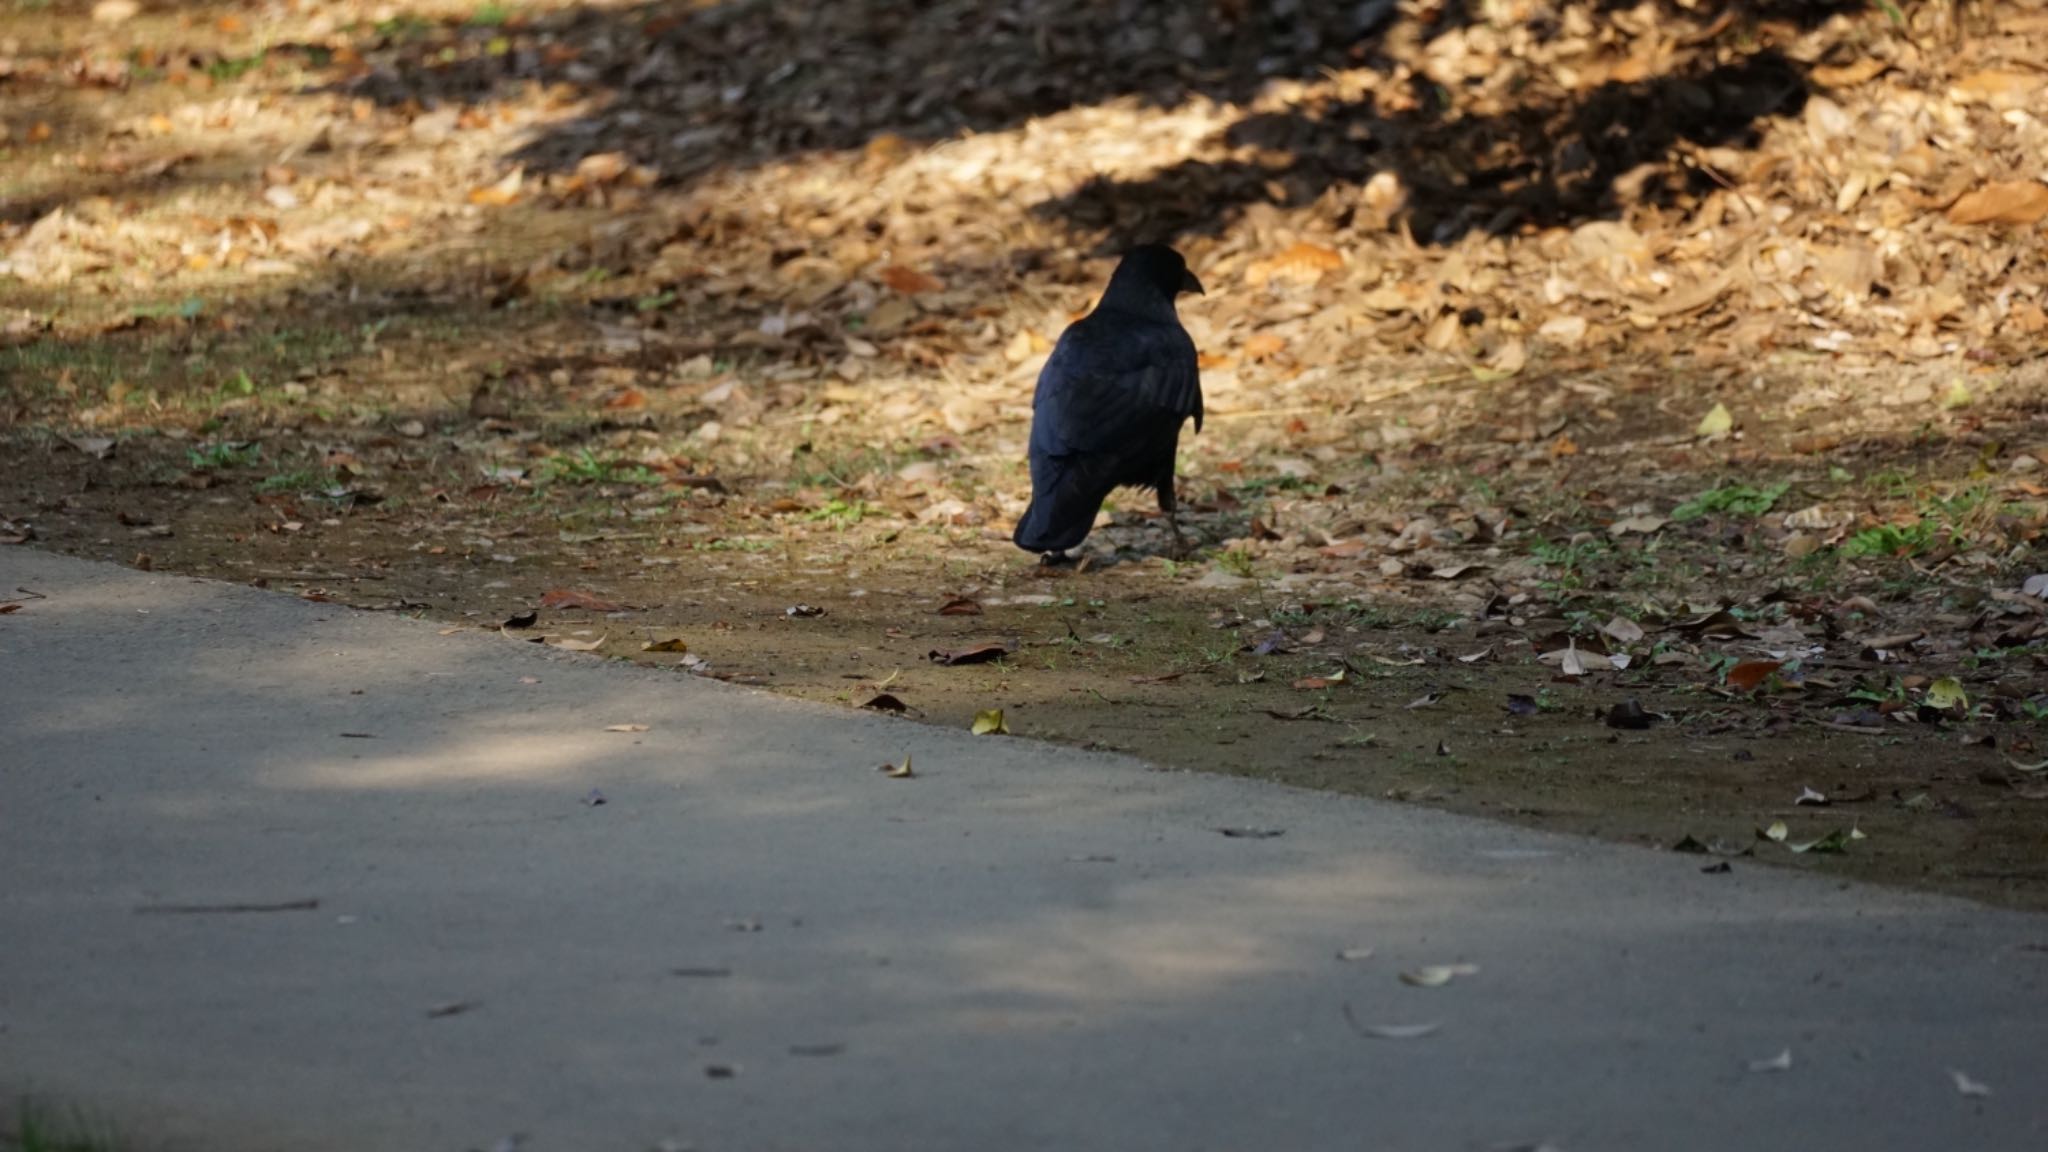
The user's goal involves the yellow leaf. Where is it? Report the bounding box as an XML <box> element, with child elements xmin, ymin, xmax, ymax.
<box><xmin>641</xmin><ymin>638</ymin><xmax>689</xmax><ymax>653</ymax></box>
<box><xmin>1696</xmin><ymin>402</ymin><xmax>1733</xmax><ymax>438</ymax></box>
<box><xmin>971</xmin><ymin>709</ymin><xmax>1009</xmax><ymax>736</ymax></box>
<box><xmin>880</xmin><ymin>754</ymin><xmax>915</xmax><ymax>778</ymax></box>
<box><xmin>1941</xmin><ymin>380</ymin><xmax>1972</xmax><ymax>409</ymax></box>
<box><xmin>1924</xmin><ymin>677</ymin><xmax>1968</xmax><ymax>710</ymax></box>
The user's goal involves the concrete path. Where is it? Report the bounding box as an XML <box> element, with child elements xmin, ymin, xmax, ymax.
<box><xmin>1</xmin><ymin>548</ymin><xmax>2043</xmax><ymax>1152</ymax></box>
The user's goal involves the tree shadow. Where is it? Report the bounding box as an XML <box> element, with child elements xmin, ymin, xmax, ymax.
<box><xmin>322</xmin><ymin>0</ymin><xmax>1845</xmax><ymax>246</ymax></box>
<box><xmin>1040</xmin><ymin>47</ymin><xmax>1809</xmax><ymax>249</ymax></box>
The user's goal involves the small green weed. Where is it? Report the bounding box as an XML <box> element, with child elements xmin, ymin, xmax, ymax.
<box><xmin>805</xmin><ymin>498</ymin><xmax>872</xmax><ymax>528</ymax></box>
<box><xmin>536</xmin><ymin>449</ymin><xmax>658</xmax><ymax>487</ymax></box>
<box><xmin>254</xmin><ymin>469</ymin><xmax>335</xmax><ymax>494</ymax></box>
<box><xmin>1670</xmin><ymin>481</ymin><xmax>1789</xmax><ymax>522</ymax></box>
<box><xmin>205</xmin><ymin>52</ymin><xmax>267</xmax><ymax>82</ymax></box>
<box><xmin>186</xmin><ymin>441</ymin><xmax>262</xmax><ymax>470</ymax></box>
<box><xmin>1841</xmin><ymin>520</ymin><xmax>1942</xmax><ymax>558</ymax></box>
<box><xmin>1216</xmin><ymin>547</ymin><xmax>1256</xmax><ymax>578</ymax></box>
<box><xmin>1529</xmin><ymin>537</ymin><xmax>1608</xmax><ymax>587</ymax></box>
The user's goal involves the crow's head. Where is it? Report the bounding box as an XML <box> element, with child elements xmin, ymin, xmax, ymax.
<box><xmin>1113</xmin><ymin>244</ymin><xmax>1205</xmax><ymax>303</ymax></box>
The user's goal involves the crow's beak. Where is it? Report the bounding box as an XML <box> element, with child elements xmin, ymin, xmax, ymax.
<box><xmin>1181</xmin><ymin>269</ymin><xmax>1205</xmax><ymax>296</ymax></box>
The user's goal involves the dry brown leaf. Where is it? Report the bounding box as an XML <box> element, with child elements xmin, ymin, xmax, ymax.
<box><xmin>468</xmin><ymin>167</ymin><xmax>524</xmax><ymax>206</ymax></box>
<box><xmin>928</xmin><ymin>642</ymin><xmax>1011</xmax><ymax>666</ymax></box>
<box><xmin>1947</xmin><ymin>182</ymin><xmax>2048</xmax><ymax>227</ymax></box>
<box><xmin>548</xmin><ymin>634</ymin><xmax>608</xmax><ymax>652</ymax></box>
<box><xmin>880</xmin><ymin>265</ymin><xmax>945</xmax><ymax>295</ymax></box>
<box><xmin>1244</xmin><ymin>242</ymin><xmax>1343</xmax><ymax>287</ymax></box>
<box><xmin>1242</xmin><ymin>332</ymin><xmax>1287</xmax><ymax>361</ymax></box>
<box><xmin>1725</xmin><ymin>660</ymin><xmax>1783</xmax><ymax>693</ymax></box>
<box><xmin>541</xmin><ymin>589</ymin><xmax>630</xmax><ymax>612</ymax></box>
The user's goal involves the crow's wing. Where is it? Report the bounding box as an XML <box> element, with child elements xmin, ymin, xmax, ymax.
<box><xmin>1030</xmin><ymin>319</ymin><xmax>1202</xmax><ymax>461</ymax></box>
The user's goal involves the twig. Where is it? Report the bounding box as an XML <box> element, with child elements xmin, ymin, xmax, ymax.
<box><xmin>134</xmin><ymin>898</ymin><xmax>320</xmax><ymax>915</ymax></box>
<box><xmin>1813</xmin><ymin>721</ymin><xmax>1892</xmax><ymax>737</ymax></box>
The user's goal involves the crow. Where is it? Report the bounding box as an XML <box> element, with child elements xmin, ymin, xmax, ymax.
<box><xmin>1012</xmin><ymin>244</ymin><xmax>1205</xmax><ymax>564</ymax></box>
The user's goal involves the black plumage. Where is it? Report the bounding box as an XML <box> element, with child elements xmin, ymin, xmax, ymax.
<box><xmin>1012</xmin><ymin>244</ymin><xmax>1205</xmax><ymax>561</ymax></box>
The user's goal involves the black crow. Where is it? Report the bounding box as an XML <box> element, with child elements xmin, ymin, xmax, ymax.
<box><xmin>1012</xmin><ymin>244</ymin><xmax>1204</xmax><ymax>563</ymax></box>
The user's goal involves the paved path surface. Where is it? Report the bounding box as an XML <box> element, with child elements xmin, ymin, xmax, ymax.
<box><xmin>2</xmin><ymin>548</ymin><xmax>2044</xmax><ymax>1152</ymax></box>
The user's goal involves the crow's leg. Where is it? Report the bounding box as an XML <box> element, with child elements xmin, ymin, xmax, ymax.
<box><xmin>1157</xmin><ymin>478</ymin><xmax>1190</xmax><ymax>559</ymax></box>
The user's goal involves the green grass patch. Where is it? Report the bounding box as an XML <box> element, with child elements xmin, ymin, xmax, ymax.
<box><xmin>187</xmin><ymin>441</ymin><xmax>263</xmax><ymax>470</ymax></box>
<box><xmin>1670</xmin><ymin>481</ymin><xmax>1789</xmax><ymax>522</ymax></box>
<box><xmin>535</xmin><ymin>448</ymin><xmax>659</xmax><ymax>487</ymax></box>
<box><xmin>254</xmin><ymin>468</ymin><xmax>336</xmax><ymax>494</ymax></box>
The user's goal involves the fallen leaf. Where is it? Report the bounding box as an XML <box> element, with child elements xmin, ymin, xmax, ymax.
<box><xmin>604</xmin><ymin>724</ymin><xmax>649</xmax><ymax>733</ymax></box>
<box><xmin>1341</xmin><ymin>1007</ymin><xmax>1442</xmax><ymax>1041</ymax></box>
<box><xmin>1604</xmin><ymin>700</ymin><xmax>1656</xmax><ymax>729</ymax></box>
<box><xmin>1725</xmin><ymin>660</ymin><xmax>1783</xmax><ymax>693</ymax></box>
<box><xmin>642</xmin><ymin>638</ymin><xmax>690</xmax><ymax>653</ymax></box>
<box><xmin>1696</xmin><ymin>402</ymin><xmax>1734</xmax><ymax>439</ymax></box>
<box><xmin>426</xmin><ymin>1000</ymin><xmax>478</xmax><ymax>1019</ymax></box>
<box><xmin>1406</xmin><ymin>692</ymin><xmax>1443</xmax><ymax>710</ymax></box>
<box><xmin>1336</xmin><ymin>947</ymin><xmax>1376</xmax><ymax>962</ymax></box>
<box><xmin>862</xmin><ymin>693</ymin><xmax>909</xmax><ymax>713</ymax></box>
<box><xmin>880</xmin><ymin>265</ymin><xmax>944</xmax><ymax>294</ymax></box>
<box><xmin>1601</xmin><ymin>616</ymin><xmax>1646</xmax><ymax>644</ymax></box>
<box><xmin>879</xmin><ymin>755</ymin><xmax>915</xmax><ymax>779</ymax></box>
<box><xmin>1949</xmin><ymin>1070</ymin><xmax>1992</xmax><ymax>1098</ymax></box>
<box><xmin>541</xmin><ymin>589</ymin><xmax>629</xmax><ymax>612</ymax></box>
<box><xmin>1748</xmin><ymin>1049</ymin><xmax>1793</xmax><ymax>1073</ymax></box>
<box><xmin>1923</xmin><ymin>677</ymin><xmax>1969</xmax><ymax>711</ymax></box>
<box><xmin>1947</xmin><ymin>182</ymin><xmax>2048</xmax><ymax>227</ymax></box>
<box><xmin>547</xmin><ymin>634</ymin><xmax>607</xmax><ymax>652</ymax></box>
<box><xmin>582</xmin><ymin>788</ymin><xmax>607</xmax><ymax>806</ymax></box>
<box><xmin>1242</xmin><ymin>331</ymin><xmax>1287</xmax><ymax>361</ymax></box>
<box><xmin>1539</xmin><ymin>645</ymin><xmax>1613</xmax><ymax>674</ymax></box>
<box><xmin>937</xmin><ymin>597</ymin><xmax>983</xmax><ymax>616</ymax></box>
<box><xmin>1609</xmin><ymin>515</ymin><xmax>1669</xmax><ymax>536</ymax></box>
<box><xmin>1400</xmin><ymin>963</ymin><xmax>1479</xmax><ymax>987</ymax></box>
<box><xmin>500</xmin><ymin>610</ymin><xmax>538</xmax><ymax>630</ymax></box>
<box><xmin>1216</xmin><ymin>827</ymin><xmax>1285</xmax><ymax>839</ymax></box>
<box><xmin>468</xmin><ymin>167</ymin><xmax>523</xmax><ymax>206</ymax></box>
<box><xmin>929</xmin><ymin>642</ymin><xmax>1011</xmax><ymax>666</ymax></box>
<box><xmin>1795</xmin><ymin>787</ymin><xmax>1830</xmax><ymax>806</ymax></box>
<box><xmin>971</xmin><ymin>709</ymin><xmax>1010</xmax><ymax>736</ymax></box>
<box><xmin>785</xmin><ymin>603</ymin><xmax>826</xmax><ymax>618</ymax></box>
<box><xmin>64</xmin><ymin>435</ymin><xmax>116</xmax><ymax>459</ymax></box>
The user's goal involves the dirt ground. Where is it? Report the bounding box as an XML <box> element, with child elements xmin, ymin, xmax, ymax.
<box><xmin>5</xmin><ymin>0</ymin><xmax>2048</xmax><ymax>908</ymax></box>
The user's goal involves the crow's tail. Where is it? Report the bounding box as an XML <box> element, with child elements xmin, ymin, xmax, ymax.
<box><xmin>1013</xmin><ymin>459</ymin><xmax>1110</xmax><ymax>554</ymax></box>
